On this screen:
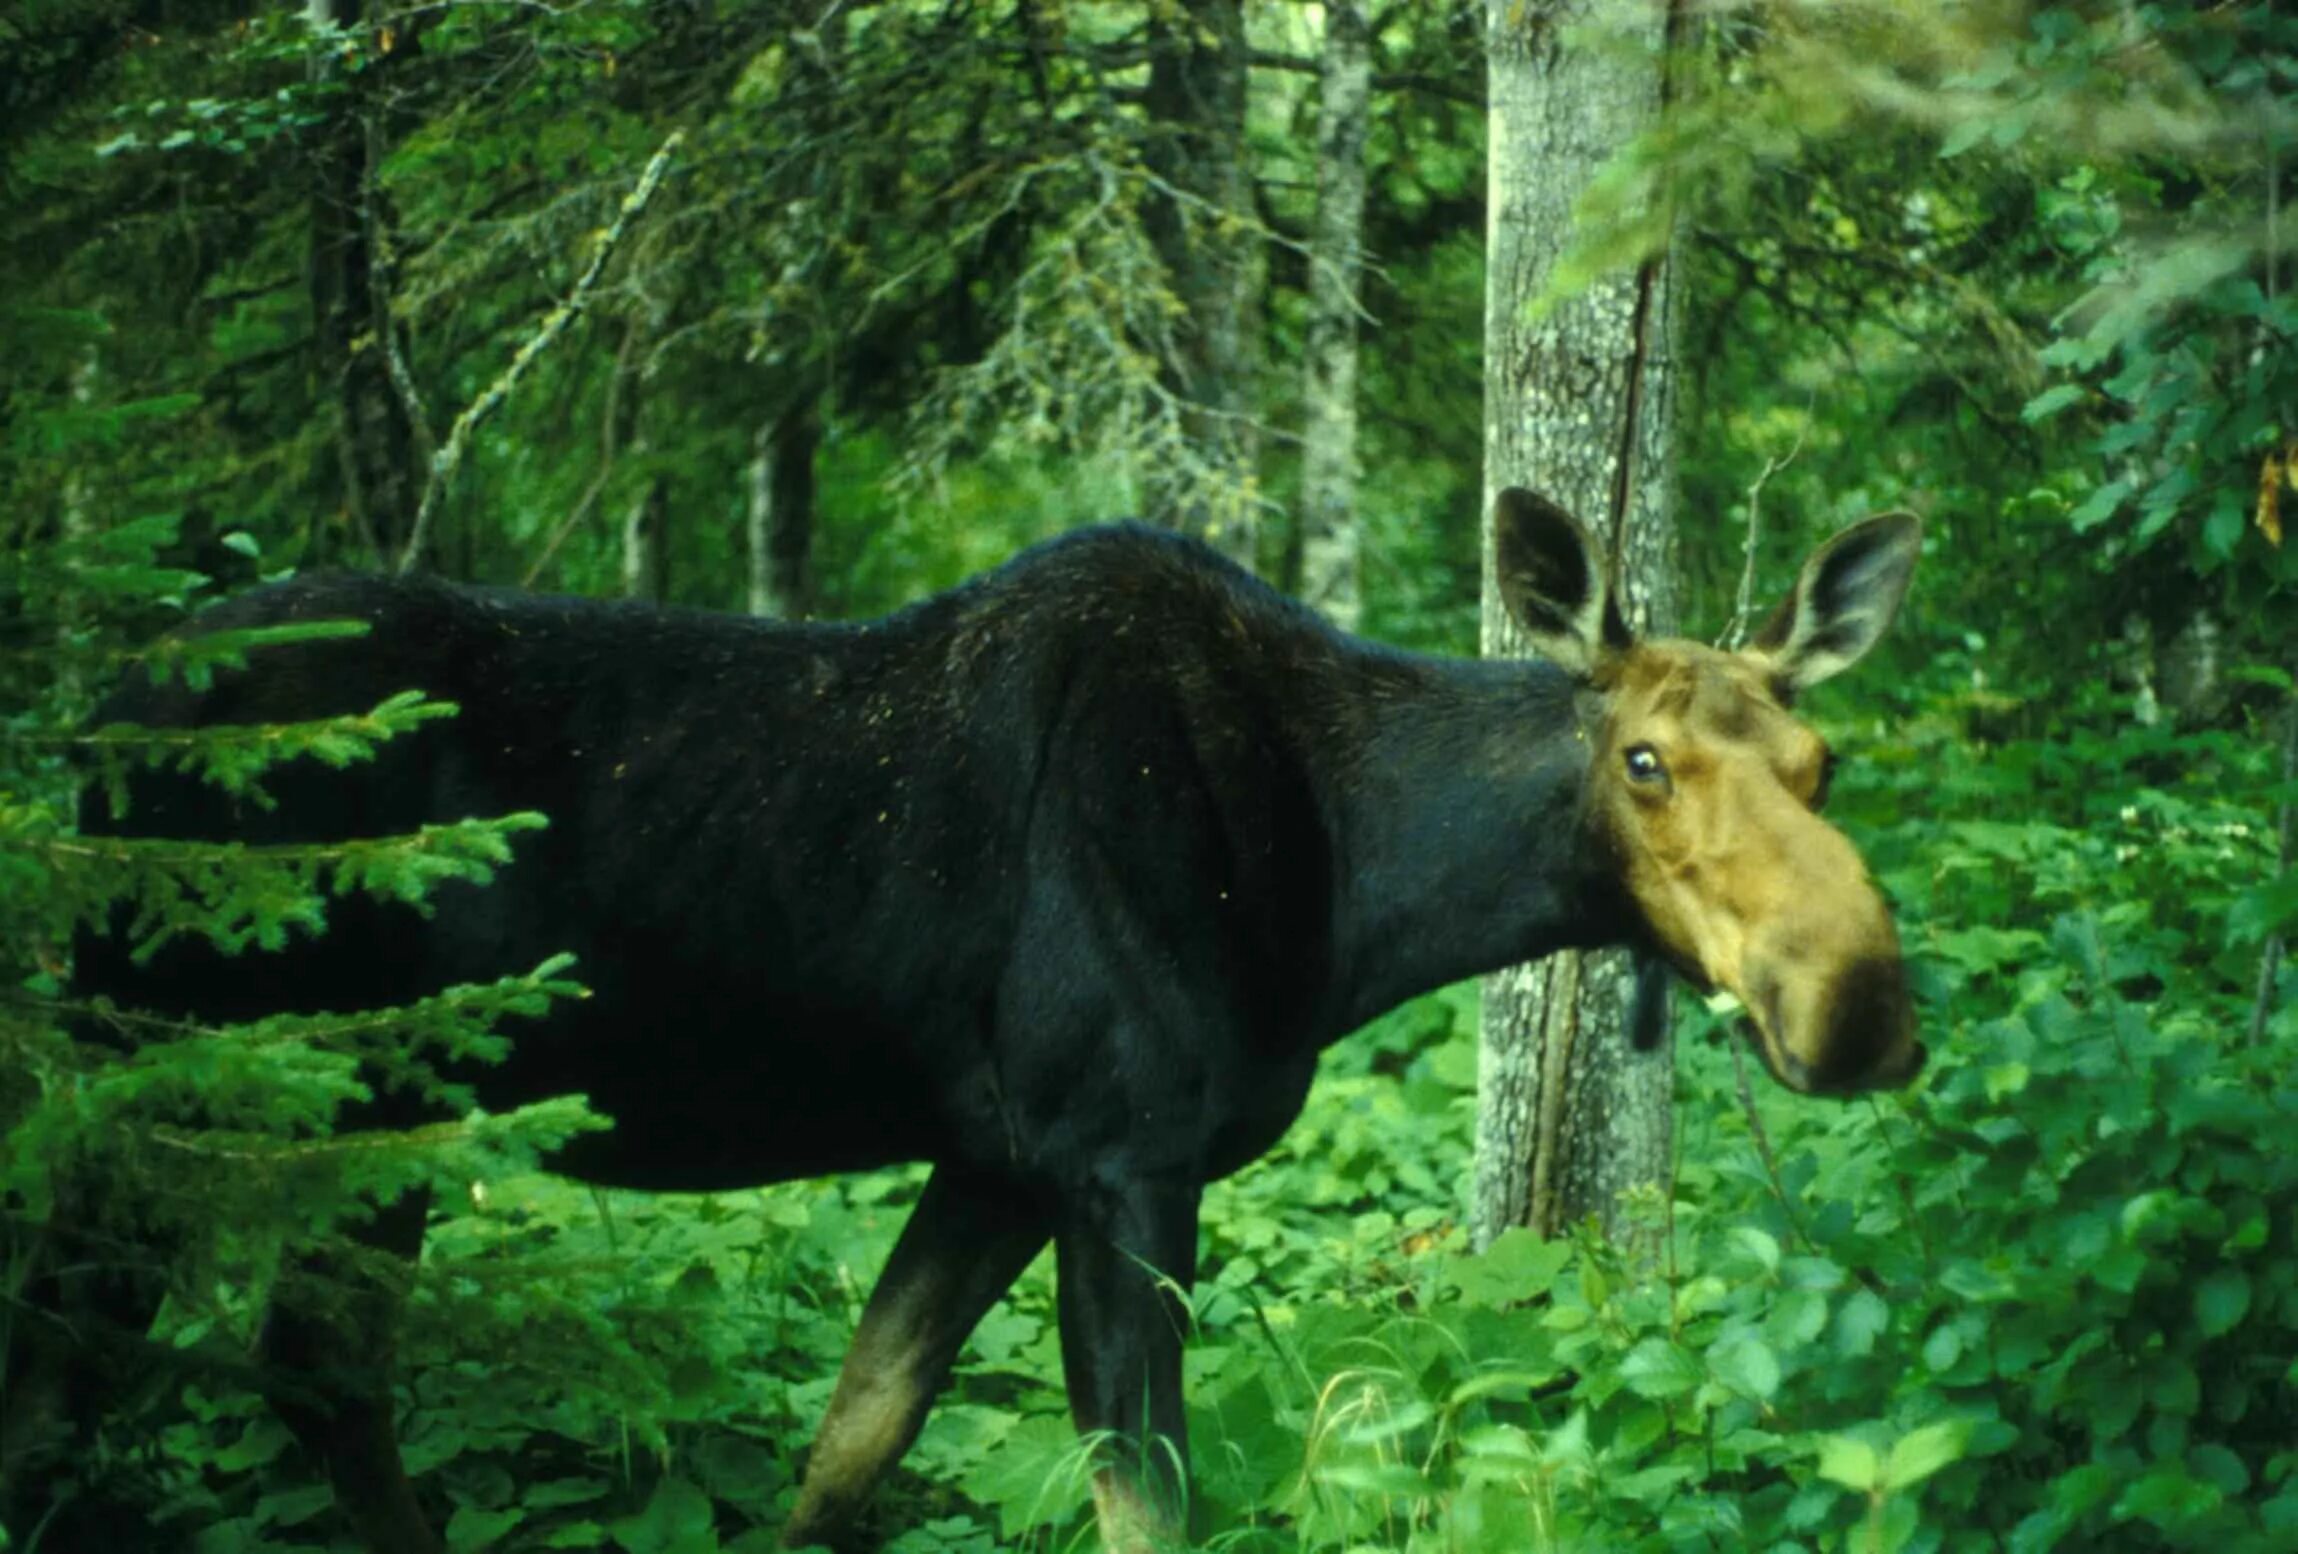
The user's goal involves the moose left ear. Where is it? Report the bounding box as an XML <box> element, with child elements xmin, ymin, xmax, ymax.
<box><xmin>1752</xmin><ymin>512</ymin><xmax>1922</xmax><ymax>692</ymax></box>
<box><xmin>1492</xmin><ymin>487</ymin><xmax>1634</xmax><ymax>675</ymax></box>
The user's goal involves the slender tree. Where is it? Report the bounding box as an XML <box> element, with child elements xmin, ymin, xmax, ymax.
<box><xmin>1298</xmin><ymin>0</ymin><xmax>1374</xmax><ymax>630</ymax></box>
<box><xmin>1141</xmin><ymin>0</ymin><xmax>1259</xmax><ymax>566</ymax></box>
<box><xmin>747</xmin><ymin>403</ymin><xmax>818</xmax><ymax>620</ymax></box>
<box><xmin>1476</xmin><ymin>0</ymin><xmax>1682</xmax><ymax>1250</ymax></box>
<box><xmin>305</xmin><ymin>0</ymin><xmax>424</xmax><ymax>568</ymax></box>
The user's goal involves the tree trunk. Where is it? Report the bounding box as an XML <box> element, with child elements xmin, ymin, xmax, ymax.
<box><xmin>747</xmin><ymin>404</ymin><xmax>818</xmax><ymax>619</ymax></box>
<box><xmin>1475</xmin><ymin>0</ymin><xmax>1681</xmax><ymax>1254</ymax></box>
<box><xmin>306</xmin><ymin>0</ymin><xmax>422</xmax><ymax>568</ymax></box>
<box><xmin>621</xmin><ymin>466</ymin><xmax>668</xmax><ymax>602</ymax></box>
<box><xmin>1298</xmin><ymin>0</ymin><xmax>1372</xmax><ymax>631</ymax></box>
<box><xmin>1141</xmin><ymin>0</ymin><xmax>1258</xmax><ymax>569</ymax></box>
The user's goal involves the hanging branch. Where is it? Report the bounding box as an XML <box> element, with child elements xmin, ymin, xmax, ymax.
<box><xmin>395</xmin><ymin>132</ymin><xmax>684</xmax><ymax>577</ymax></box>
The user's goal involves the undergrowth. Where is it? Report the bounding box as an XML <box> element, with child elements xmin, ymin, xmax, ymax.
<box><xmin>127</xmin><ymin>689</ymin><xmax>2298</xmax><ymax>1554</ymax></box>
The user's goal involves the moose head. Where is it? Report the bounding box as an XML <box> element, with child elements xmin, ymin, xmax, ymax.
<box><xmin>1495</xmin><ymin>487</ymin><xmax>1926</xmax><ymax>1095</ymax></box>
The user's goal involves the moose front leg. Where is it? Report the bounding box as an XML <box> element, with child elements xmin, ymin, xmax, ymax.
<box><xmin>1054</xmin><ymin>1176</ymin><xmax>1200</xmax><ymax>1554</ymax></box>
<box><xmin>782</xmin><ymin>1167</ymin><xmax>1049</xmax><ymax>1549</ymax></box>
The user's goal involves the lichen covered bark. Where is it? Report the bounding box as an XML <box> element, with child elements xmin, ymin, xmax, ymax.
<box><xmin>1299</xmin><ymin>0</ymin><xmax>1372</xmax><ymax>629</ymax></box>
<box><xmin>1142</xmin><ymin>0</ymin><xmax>1258</xmax><ymax>567</ymax></box>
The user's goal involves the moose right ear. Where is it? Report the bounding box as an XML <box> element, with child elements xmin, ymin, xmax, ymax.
<box><xmin>1492</xmin><ymin>487</ymin><xmax>1631</xmax><ymax>675</ymax></box>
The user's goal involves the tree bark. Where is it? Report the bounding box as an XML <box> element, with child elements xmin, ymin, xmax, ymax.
<box><xmin>1298</xmin><ymin>0</ymin><xmax>1372</xmax><ymax>631</ymax></box>
<box><xmin>747</xmin><ymin>404</ymin><xmax>818</xmax><ymax>619</ymax></box>
<box><xmin>621</xmin><ymin>467</ymin><xmax>669</xmax><ymax>602</ymax></box>
<box><xmin>306</xmin><ymin>0</ymin><xmax>423</xmax><ymax>568</ymax></box>
<box><xmin>1475</xmin><ymin>0</ymin><xmax>1682</xmax><ymax>1254</ymax></box>
<box><xmin>1141</xmin><ymin>0</ymin><xmax>1258</xmax><ymax>568</ymax></box>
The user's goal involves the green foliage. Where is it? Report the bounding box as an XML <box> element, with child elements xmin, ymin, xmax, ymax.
<box><xmin>3</xmin><ymin>0</ymin><xmax>2292</xmax><ymax>1549</ymax></box>
<box><xmin>117</xmin><ymin>693</ymin><xmax>2293</xmax><ymax>1552</ymax></box>
<box><xmin>0</xmin><ymin>394</ymin><xmax>596</xmax><ymax>1540</ymax></box>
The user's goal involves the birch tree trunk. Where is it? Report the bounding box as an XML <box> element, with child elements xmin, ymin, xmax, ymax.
<box><xmin>1298</xmin><ymin>0</ymin><xmax>1372</xmax><ymax>631</ymax></box>
<box><xmin>1476</xmin><ymin>0</ymin><xmax>1682</xmax><ymax>1253</ymax></box>
<box><xmin>747</xmin><ymin>404</ymin><xmax>817</xmax><ymax>619</ymax></box>
<box><xmin>1142</xmin><ymin>0</ymin><xmax>1258</xmax><ymax>569</ymax></box>
<box><xmin>621</xmin><ymin>464</ymin><xmax>668</xmax><ymax>602</ymax></box>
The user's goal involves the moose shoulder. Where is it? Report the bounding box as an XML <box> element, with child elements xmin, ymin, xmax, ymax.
<box><xmin>55</xmin><ymin>490</ymin><xmax>1923</xmax><ymax>1553</ymax></box>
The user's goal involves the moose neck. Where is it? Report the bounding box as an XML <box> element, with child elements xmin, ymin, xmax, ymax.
<box><xmin>1320</xmin><ymin>650</ymin><xmax>1630</xmax><ymax>1038</ymax></box>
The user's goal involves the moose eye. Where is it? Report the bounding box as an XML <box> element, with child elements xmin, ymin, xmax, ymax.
<box><xmin>1623</xmin><ymin>744</ymin><xmax>1667</xmax><ymax>784</ymax></box>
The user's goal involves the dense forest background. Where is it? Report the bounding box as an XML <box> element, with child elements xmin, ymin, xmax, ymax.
<box><xmin>2</xmin><ymin>0</ymin><xmax>2294</xmax><ymax>1551</ymax></box>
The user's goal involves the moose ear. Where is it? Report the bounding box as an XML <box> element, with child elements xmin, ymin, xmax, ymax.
<box><xmin>1752</xmin><ymin>512</ymin><xmax>1922</xmax><ymax>692</ymax></box>
<box><xmin>1493</xmin><ymin>488</ymin><xmax>1632</xmax><ymax>675</ymax></box>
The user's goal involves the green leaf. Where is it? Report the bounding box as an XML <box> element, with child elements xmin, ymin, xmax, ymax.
<box><xmin>449</xmin><ymin>1505</ymin><xmax>530</xmax><ymax>1553</ymax></box>
<box><xmin>1619</xmin><ymin>1338</ymin><xmax>1703</xmax><ymax>1399</ymax></box>
<box><xmin>526</xmin><ymin>1478</ymin><xmax>611</xmax><ymax>1511</ymax></box>
<box><xmin>1941</xmin><ymin>116</ymin><xmax>1991</xmax><ymax>158</ymax></box>
<box><xmin>2194</xmin><ymin>1268</ymin><xmax>2251</xmax><ymax>1337</ymax></box>
<box><xmin>1882</xmin><ymin>1421</ymin><xmax>1971</xmax><ymax>1491</ymax></box>
<box><xmin>2228</xmin><ymin>872</ymin><xmax>2298</xmax><ymax>946</ymax></box>
<box><xmin>608</xmin><ymin>1476</ymin><xmax>717</xmax><ymax>1554</ymax></box>
<box><xmin>1711</xmin><ymin>1336</ymin><xmax>1782</xmax><ymax>1401</ymax></box>
<box><xmin>1816</xmin><ymin>1434</ymin><xmax>1882</xmax><ymax>1492</ymax></box>
<box><xmin>1729</xmin><ymin>1225</ymin><xmax>1783</xmax><ymax>1276</ymax></box>
<box><xmin>2113</xmin><ymin>1465</ymin><xmax>2224</xmax><ymax>1527</ymax></box>
<box><xmin>1767</xmin><ymin>1288</ymin><xmax>1829</xmax><ymax>1348</ymax></box>
<box><xmin>1835</xmin><ymin>1290</ymin><xmax>1890</xmax><ymax>1358</ymax></box>
<box><xmin>2068</xmin><ymin>478</ymin><xmax>2132</xmax><ymax>533</ymax></box>
<box><xmin>2189</xmin><ymin>1443</ymin><xmax>2250</xmax><ymax>1495</ymax></box>
<box><xmin>1451</xmin><ymin>1226</ymin><xmax>1572</xmax><ymax>1307</ymax></box>
<box><xmin>2022</xmin><ymin>384</ymin><xmax>2084</xmax><ymax>423</ymax></box>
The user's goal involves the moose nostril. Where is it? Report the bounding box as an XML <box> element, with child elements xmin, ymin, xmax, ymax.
<box><xmin>1830</xmin><ymin>958</ymin><xmax>1917</xmax><ymax>1088</ymax></box>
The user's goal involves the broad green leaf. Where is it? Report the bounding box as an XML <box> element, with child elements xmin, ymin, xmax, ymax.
<box><xmin>1711</xmin><ymin>1336</ymin><xmax>1782</xmax><ymax>1401</ymax></box>
<box><xmin>2022</xmin><ymin>383</ymin><xmax>2084</xmax><ymax>423</ymax></box>
<box><xmin>1816</xmin><ymin>1434</ymin><xmax>1882</xmax><ymax>1492</ymax></box>
<box><xmin>1835</xmin><ymin>1290</ymin><xmax>1890</xmax><ymax>1358</ymax></box>
<box><xmin>1882</xmin><ymin>1421</ymin><xmax>1971</xmax><ymax>1491</ymax></box>
<box><xmin>449</xmin><ymin>1505</ymin><xmax>533</xmax><ymax>1552</ymax></box>
<box><xmin>2113</xmin><ymin>1465</ymin><xmax>2224</xmax><ymax>1527</ymax></box>
<box><xmin>1451</xmin><ymin>1226</ymin><xmax>1572</xmax><ymax>1308</ymax></box>
<box><xmin>2195</xmin><ymin>1267</ymin><xmax>2251</xmax><ymax>1337</ymax></box>
<box><xmin>607</xmin><ymin>1476</ymin><xmax>717</xmax><ymax>1554</ymax></box>
<box><xmin>1620</xmin><ymin>1338</ymin><xmax>1702</xmax><ymax>1400</ymax></box>
<box><xmin>526</xmin><ymin>1478</ymin><xmax>611</xmax><ymax>1511</ymax></box>
<box><xmin>1729</xmin><ymin>1225</ymin><xmax>1782</xmax><ymax>1276</ymax></box>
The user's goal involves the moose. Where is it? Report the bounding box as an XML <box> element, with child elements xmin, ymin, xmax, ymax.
<box><xmin>25</xmin><ymin>488</ymin><xmax>1923</xmax><ymax>1552</ymax></box>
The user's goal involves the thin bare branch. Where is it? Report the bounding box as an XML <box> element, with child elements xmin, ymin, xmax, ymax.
<box><xmin>1721</xmin><ymin>399</ymin><xmax>1812</xmax><ymax>651</ymax></box>
<box><xmin>396</xmin><ymin>132</ymin><xmax>683</xmax><ymax>576</ymax></box>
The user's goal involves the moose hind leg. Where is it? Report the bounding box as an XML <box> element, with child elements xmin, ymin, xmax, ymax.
<box><xmin>782</xmin><ymin>1166</ymin><xmax>1049</xmax><ymax>1550</ymax></box>
<box><xmin>1054</xmin><ymin>1177</ymin><xmax>1200</xmax><ymax>1554</ymax></box>
<box><xmin>260</xmin><ymin>1189</ymin><xmax>438</xmax><ymax>1554</ymax></box>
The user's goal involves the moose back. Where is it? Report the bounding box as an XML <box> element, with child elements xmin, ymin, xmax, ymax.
<box><xmin>46</xmin><ymin>490</ymin><xmax>1923</xmax><ymax>1553</ymax></box>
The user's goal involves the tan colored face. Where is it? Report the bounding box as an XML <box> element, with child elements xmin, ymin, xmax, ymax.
<box><xmin>1490</xmin><ymin>486</ymin><xmax>1928</xmax><ymax>1098</ymax></box>
<box><xmin>1589</xmin><ymin>642</ymin><xmax>1923</xmax><ymax>1095</ymax></box>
